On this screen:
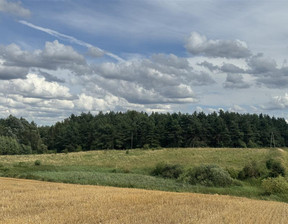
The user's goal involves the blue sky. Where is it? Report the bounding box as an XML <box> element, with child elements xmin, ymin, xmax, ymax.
<box><xmin>1</xmin><ymin>0</ymin><xmax>288</xmax><ymax>125</ymax></box>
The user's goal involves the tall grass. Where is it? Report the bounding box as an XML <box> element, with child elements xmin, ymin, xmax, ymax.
<box><xmin>0</xmin><ymin>147</ymin><xmax>287</xmax><ymax>202</ymax></box>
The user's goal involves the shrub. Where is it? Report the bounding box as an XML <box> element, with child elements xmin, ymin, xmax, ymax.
<box><xmin>238</xmin><ymin>161</ymin><xmax>262</xmax><ymax>179</ymax></box>
<box><xmin>151</xmin><ymin>163</ymin><xmax>183</xmax><ymax>179</ymax></box>
<box><xmin>266</xmin><ymin>159</ymin><xmax>286</xmax><ymax>177</ymax></box>
<box><xmin>262</xmin><ymin>176</ymin><xmax>288</xmax><ymax>194</ymax></box>
<box><xmin>34</xmin><ymin>160</ymin><xmax>41</xmax><ymax>166</ymax></box>
<box><xmin>143</xmin><ymin>144</ymin><xmax>150</xmax><ymax>150</ymax></box>
<box><xmin>180</xmin><ymin>164</ymin><xmax>234</xmax><ymax>187</ymax></box>
<box><xmin>226</xmin><ymin>167</ymin><xmax>239</xmax><ymax>179</ymax></box>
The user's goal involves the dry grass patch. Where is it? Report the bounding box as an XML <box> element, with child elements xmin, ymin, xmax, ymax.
<box><xmin>1</xmin><ymin>177</ymin><xmax>288</xmax><ymax>224</ymax></box>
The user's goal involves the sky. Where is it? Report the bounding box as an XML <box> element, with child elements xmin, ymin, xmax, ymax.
<box><xmin>0</xmin><ymin>0</ymin><xmax>288</xmax><ymax>125</ymax></box>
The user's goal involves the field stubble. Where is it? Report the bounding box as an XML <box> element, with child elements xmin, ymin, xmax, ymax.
<box><xmin>1</xmin><ymin>177</ymin><xmax>288</xmax><ymax>224</ymax></box>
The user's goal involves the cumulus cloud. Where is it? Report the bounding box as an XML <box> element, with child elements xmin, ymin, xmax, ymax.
<box><xmin>198</xmin><ymin>61</ymin><xmax>218</xmax><ymax>71</ymax></box>
<box><xmin>186</xmin><ymin>32</ymin><xmax>251</xmax><ymax>58</ymax></box>
<box><xmin>229</xmin><ymin>104</ymin><xmax>246</xmax><ymax>113</ymax></box>
<box><xmin>75</xmin><ymin>93</ymin><xmax>120</xmax><ymax>111</ymax></box>
<box><xmin>0</xmin><ymin>64</ymin><xmax>28</xmax><ymax>79</ymax></box>
<box><xmin>36</xmin><ymin>70</ymin><xmax>65</xmax><ymax>83</ymax></box>
<box><xmin>192</xmin><ymin>71</ymin><xmax>216</xmax><ymax>86</ymax></box>
<box><xmin>0</xmin><ymin>0</ymin><xmax>30</xmax><ymax>17</ymax></box>
<box><xmin>245</xmin><ymin>53</ymin><xmax>288</xmax><ymax>88</ymax></box>
<box><xmin>89</xmin><ymin>54</ymin><xmax>206</xmax><ymax>105</ymax></box>
<box><xmin>0</xmin><ymin>41</ymin><xmax>85</xmax><ymax>73</ymax></box>
<box><xmin>220</xmin><ymin>63</ymin><xmax>246</xmax><ymax>73</ymax></box>
<box><xmin>266</xmin><ymin>93</ymin><xmax>288</xmax><ymax>109</ymax></box>
<box><xmin>247</xmin><ymin>53</ymin><xmax>277</xmax><ymax>74</ymax></box>
<box><xmin>0</xmin><ymin>73</ymin><xmax>72</xmax><ymax>99</ymax></box>
<box><xmin>223</xmin><ymin>74</ymin><xmax>251</xmax><ymax>89</ymax></box>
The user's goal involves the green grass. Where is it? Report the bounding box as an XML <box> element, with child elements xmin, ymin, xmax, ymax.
<box><xmin>0</xmin><ymin>147</ymin><xmax>288</xmax><ymax>203</ymax></box>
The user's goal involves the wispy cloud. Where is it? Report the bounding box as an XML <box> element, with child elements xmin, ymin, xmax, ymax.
<box><xmin>18</xmin><ymin>20</ymin><xmax>124</xmax><ymax>62</ymax></box>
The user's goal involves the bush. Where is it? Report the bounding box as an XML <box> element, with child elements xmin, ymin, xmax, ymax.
<box><xmin>238</xmin><ymin>161</ymin><xmax>262</xmax><ymax>179</ymax></box>
<box><xmin>262</xmin><ymin>176</ymin><xmax>288</xmax><ymax>194</ymax></box>
<box><xmin>34</xmin><ymin>160</ymin><xmax>41</xmax><ymax>166</ymax></box>
<box><xmin>151</xmin><ymin>163</ymin><xmax>183</xmax><ymax>179</ymax></box>
<box><xmin>180</xmin><ymin>164</ymin><xmax>234</xmax><ymax>187</ymax></box>
<box><xmin>226</xmin><ymin>167</ymin><xmax>239</xmax><ymax>179</ymax></box>
<box><xmin>266</xmin><ymin>159</ymin><xmax>286</xmax><ymax>177</ymax></box>
<box><xmin>143</xmin><ymin>144</ymin><xmax>150</xmax><ymax>150</ymax></box>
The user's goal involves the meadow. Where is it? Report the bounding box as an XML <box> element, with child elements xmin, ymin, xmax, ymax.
<box><xmin>1</xmin><ymin>177</ymin><xmax>288</xmax><ymax>224</ymax></box>
<box><xmin>0</xmin><ymin>147</ymin><xmax>288</xmax><ymax>202</ymax></box>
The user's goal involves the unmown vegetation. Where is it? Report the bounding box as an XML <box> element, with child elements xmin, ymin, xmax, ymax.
<box><xmin>1</xmin><ymin>147</ymin><xmax>288</xmax><ymax>203</ymax></box>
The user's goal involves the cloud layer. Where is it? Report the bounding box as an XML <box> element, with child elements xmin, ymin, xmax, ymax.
<box><xmin>1</xmin><ymin>1</ymin><xmax>288</xmax><ymax>124</ymax></box>
<box><xmin>186</xmin><ymin>32</ymin><xmax>251</xmax><ymax>58</ymax></box>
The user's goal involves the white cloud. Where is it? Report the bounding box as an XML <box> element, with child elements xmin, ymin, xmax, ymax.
<box><xmin>247</xmin><ymin>53</ymin><xmax>277</xmax><ymax>74</ymax></box>
<box><xmin>229</xmin><ymin>104</ymin><xmax>246</xmax><ymax>113</ymax></box>
<box><xmin>75</xmin><ymin>93</ymin><xmax>119</xmax><ymax>112</ymax></box>
<box><xmin>90</xmin><ymin>54</ymin><xmax>201</xmax><ymax>105</ymax></box>
<box><xmin>2</xmin><ymin>73</ymin><xmax>72</xmax><ymax>99</ymax></box>
<box><xmin>0</xmin><ymin>41</ymin><xmax>86</xmax><ymax>75</ymax></box>
<box><xmin>43</xmin><ymin>40</ymin><xmax>85</xmax><ymax>64</ymax></box>
<box><xmin>0</xmin><ymin>0</ymin><xmax>30</xmax><ymax>17</ymax></box>
<box><xmin>186</xmin><ymin>32</ymin><xmax>251</xmax><ymax>58</ymax></box>
<box><xmin>267</xmin><ymin>93</ymin><xmax>288</xmax><ymax>109</ymax></box>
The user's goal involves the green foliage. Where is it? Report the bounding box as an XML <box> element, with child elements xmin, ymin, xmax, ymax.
<box><xmin>1</xmin><ymin>148</ymin><xmax>288</xmax><ymax>203</ymax></box>
<box><xmin>180</xmin><ymin>164</ymin><xmax>235</xmax><ymax>187</ymax></box>
<box><xmin>226</xmin><ymin>167</ymin><xmax>239</xmax><ymax>179</ymax></box>
<box><xmin>266</xmin><ymin>159</ymin><xmax>286</xmax><ymax>177</ymax></box>
<box><xmin>151</xmin><ymin>162</ymin><xmax>183</xmax><ymax>179</ymax></box>
<box><xmin>238</xmin><ymin>161</ymin><xmax>262</xmax><ymax>180</ymax></box>
<box><xmin>39</xmin><ymin>110</ymin><xmax>288</xmax><ymax>153</ymax></box>
<box><xmin>262</xmin><ymin>176</ymin><xmax>288</xmax><ymax>194</ymax></box>
<box><xmin>34</xmin><ymin>160</ymin><xmax>41</xmax><ymax>166</ymax></box>
<box><xmin>0</xmin><ymin>116</ymin><xmax>45</xmax><ymax>155</ymax></box>
<box><xmin>143</xmin><ymin>144</ymin><xmax>150</xmax><ymax>150</ymax></box>
<box><xmin>0</xmin><ymin>136</ymin><xmax>32</xmax><ymax>155</ymax></box>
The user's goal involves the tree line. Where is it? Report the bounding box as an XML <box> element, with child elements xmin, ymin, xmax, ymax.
<box><xmin>0</xmin><ymin>111</ymin><xmax>288</xmax><ymax>155</ymax></box>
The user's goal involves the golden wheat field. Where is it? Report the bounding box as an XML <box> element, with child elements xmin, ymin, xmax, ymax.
<box><xmin>1</xmin><ymin>177</ymin><xmax>288</xmax><ymax>224</ymax></box>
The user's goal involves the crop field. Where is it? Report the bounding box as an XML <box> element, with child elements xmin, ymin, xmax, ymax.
<box><xmin>1</xmin><ymin>177</ymin><xmax>288</xmax><ymax>224</ymax></box>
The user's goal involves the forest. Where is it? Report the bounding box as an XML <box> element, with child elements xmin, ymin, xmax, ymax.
<box><xmin>0</xmin><ymin>110</ymin><xmax>288</xmax><ymax>155</ymax></box>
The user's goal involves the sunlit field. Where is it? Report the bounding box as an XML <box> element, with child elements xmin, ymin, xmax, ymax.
<box><xmin>1</xmin><ymin>177</ymin><xmax>288</xmax><ymax>224</ymax></box>
<box><xmin>1</xmin><ymin>148</ymin><xmax>288</xmax><ymax>202</ymax></box>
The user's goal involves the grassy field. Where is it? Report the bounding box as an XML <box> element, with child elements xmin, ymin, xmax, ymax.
<box><xmin>1</xmin><ymin>177</ymin><xmax>288</xmax><ymax>224</ymax></box>
<box><xmin>0</xmin><ymin>147</ymin><xmax>288</xmax><ymax>202</ymax></box>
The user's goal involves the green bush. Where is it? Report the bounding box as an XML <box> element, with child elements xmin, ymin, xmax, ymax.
<box><xmin>238</xmin><ymin>161</ymin><xmax>262</xmax><ymax>179</ymax></box>
<box><xmin>34</xmin><ymin>160</ymin><xmax>41</xmax><ymax>166</ymax></box>
<box><xmin>151</xmin><ymin>163</ymin><xmax>183</xmax><ymax>179</ymax></box>
<box><xmin>180</xmin><ymin>164</ymin><xmax>234</xmax><ymax>187</ymax></box>
<box><xmin>143</xmin><ymin>144</ymin><xmax>150</xmax><ymax>150</ymax></box>
<box><xmin>262</xmin><ymin>176</ymin><xmax>288</xmax><ymax>194</ymax></box>
<box><xmin>226</xmin><ymin>167</ymin><xmax>239</xmax><ymax>179</ymax></box>
<box><xmin>266</xmin><ymin>159</ymin><xmax>286</xmax><ymax>177</ymax></box>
